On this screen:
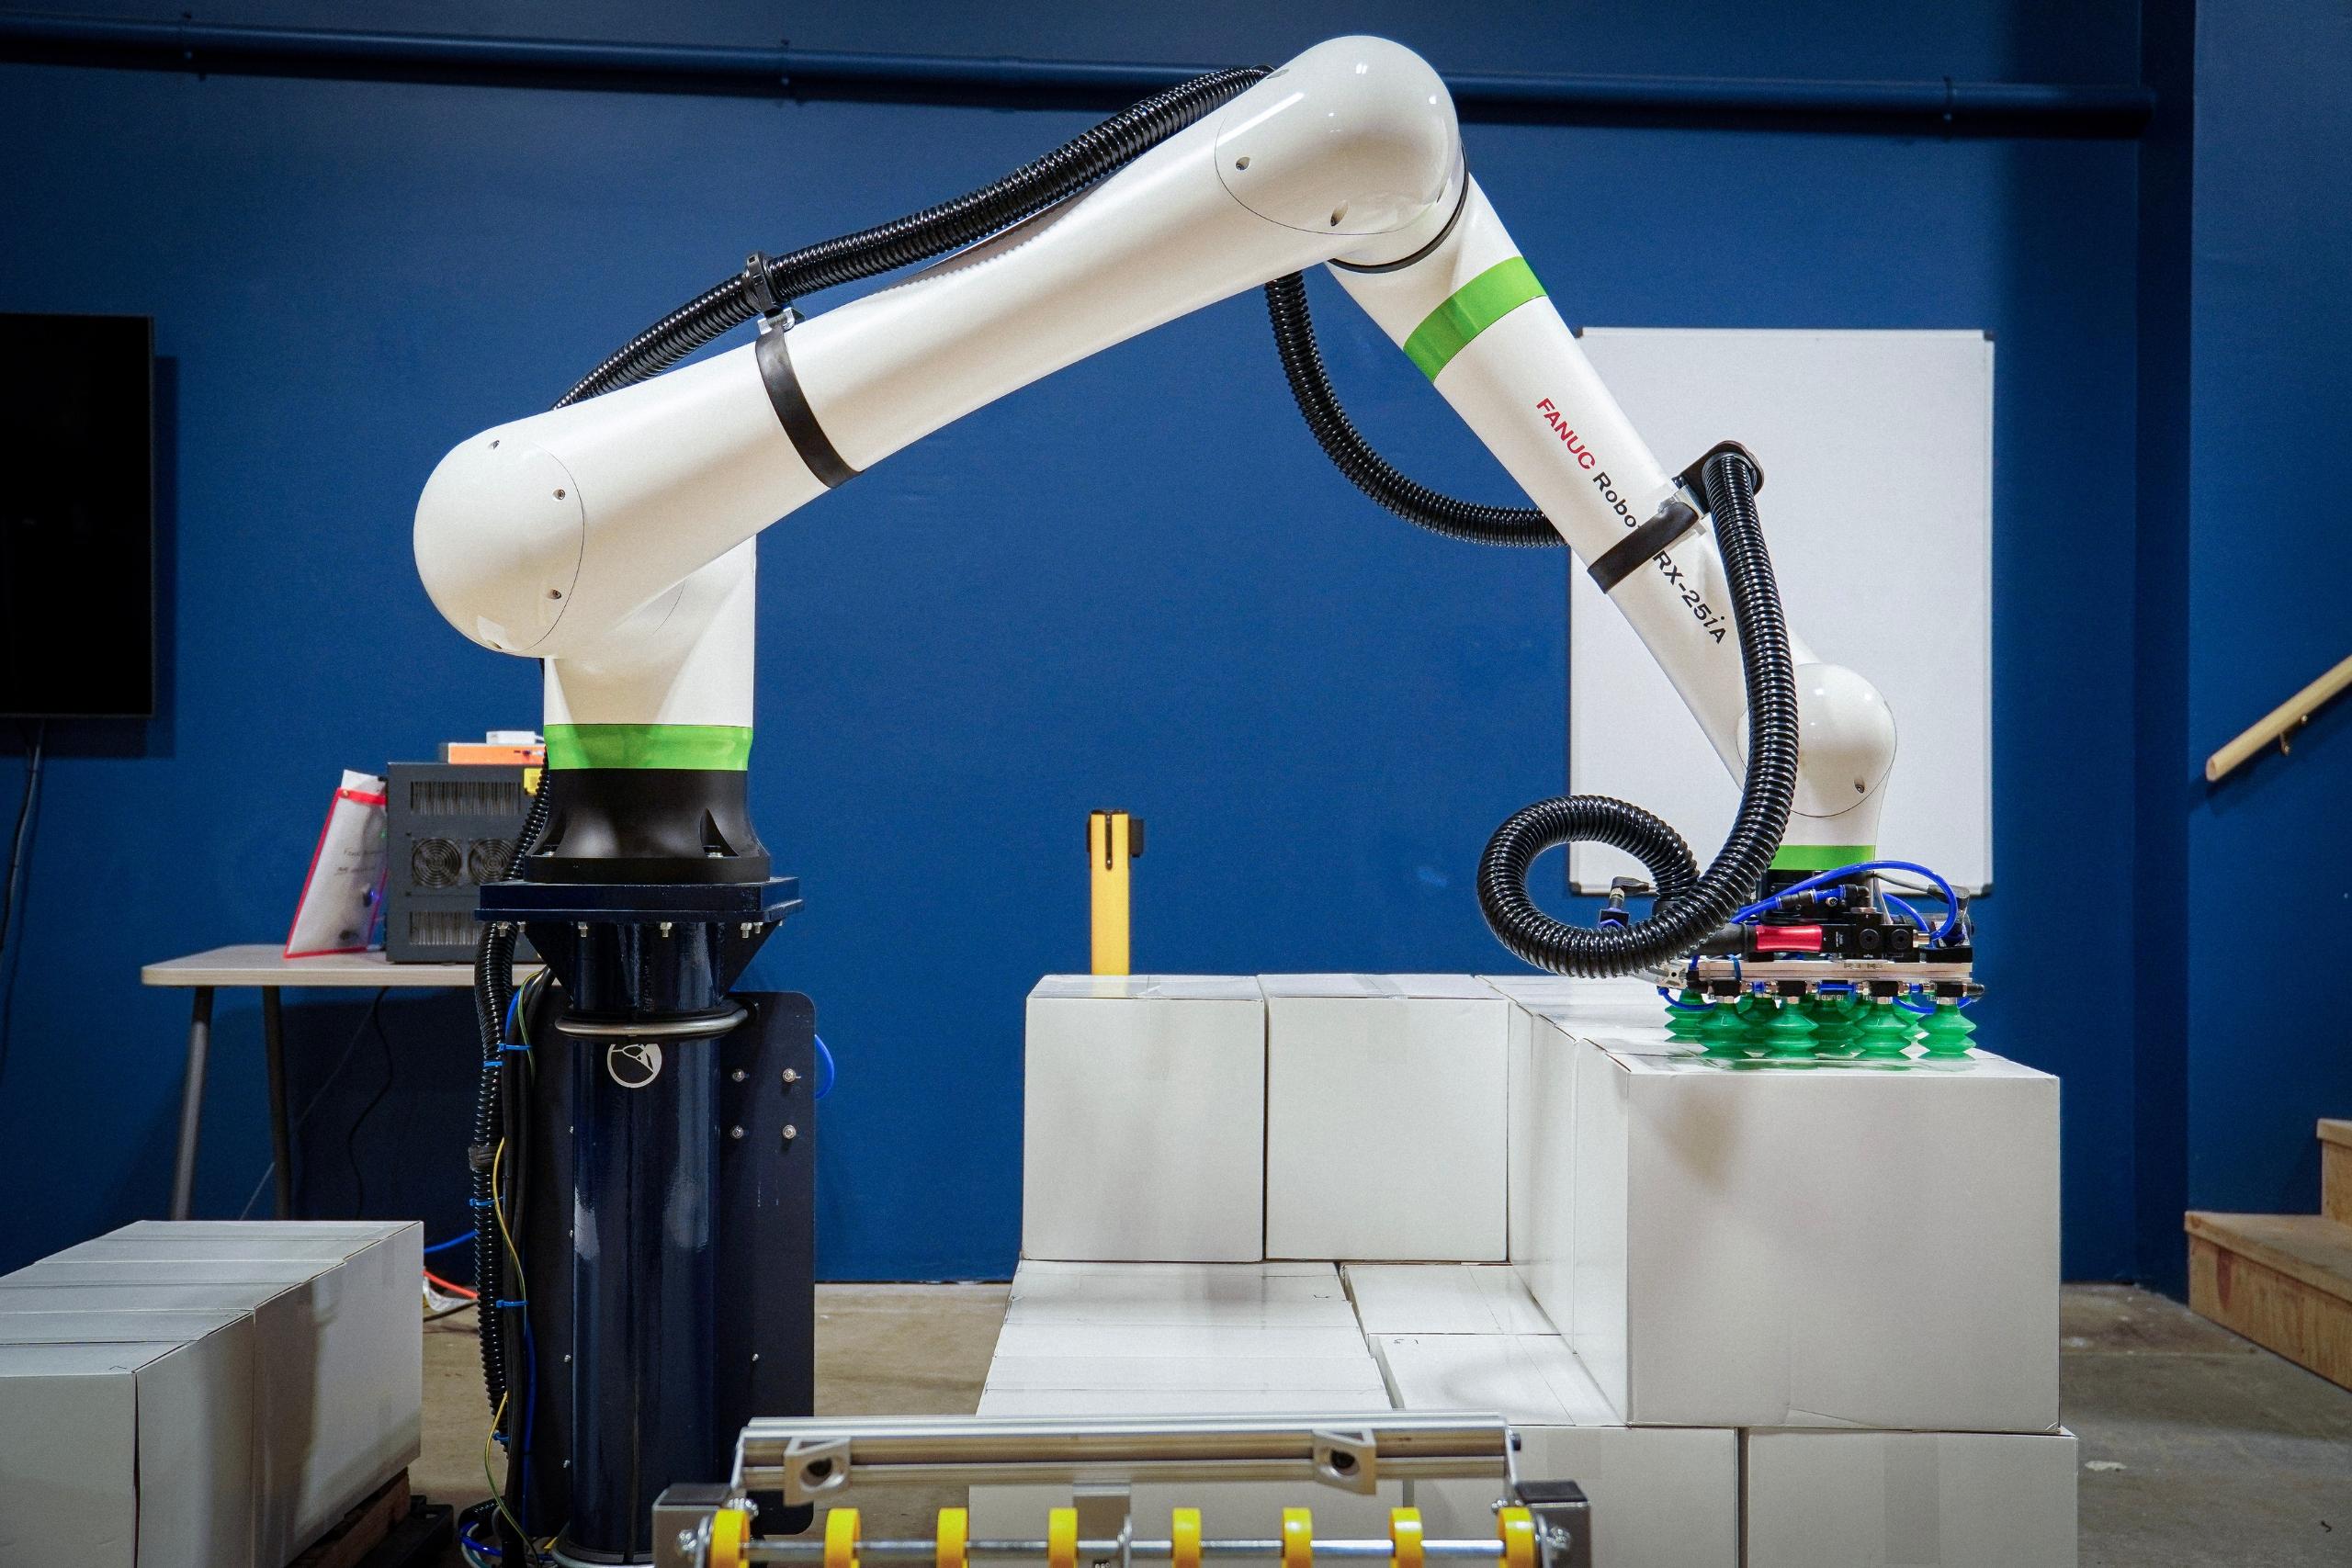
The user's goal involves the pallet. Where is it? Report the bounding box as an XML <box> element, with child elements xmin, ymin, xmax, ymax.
<box><xmin>286</xmin><ymin>1472</ymin><xmax>454</xmax><ymax>1568</ymax></box>
<box><xmin>2186</xmin><ymin>1210</ymin><xmax>2352</xmax><ymax>1391</ymax></box>
<box><xmin>291</xmin><ymin>1474</ymin><xmax>410</xmax><ymax>1568</ymax></box>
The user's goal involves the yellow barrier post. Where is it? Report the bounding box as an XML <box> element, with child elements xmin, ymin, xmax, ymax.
<box><xmin>1088</xmin><ymin>809</ymin><xmax>1143</xmax><ymax>975</ymax></box>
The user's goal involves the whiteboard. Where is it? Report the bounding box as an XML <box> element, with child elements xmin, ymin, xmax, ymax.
<box><xmin>1567</xmin><ymin>328</ymin><xmax>1993</xmax><ymax>894</ymax></box>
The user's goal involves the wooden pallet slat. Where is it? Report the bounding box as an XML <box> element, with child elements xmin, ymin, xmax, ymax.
<box><xmin>289</xmin><ymin>1472</ymin><xmax>410</xmax><ymax>1568</ymax></box>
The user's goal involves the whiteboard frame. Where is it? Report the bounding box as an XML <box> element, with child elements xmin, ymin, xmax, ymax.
<box><xmin>1564</xmin><ymin>326</ymin><xmax>1995</xmax><ymax>897</ymax></box>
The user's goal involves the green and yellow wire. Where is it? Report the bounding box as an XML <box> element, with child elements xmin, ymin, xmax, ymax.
<box><xmin>480</xmin><ymin>1135</ymin><xmax>534</xmax><ymax>1553</ymax></box>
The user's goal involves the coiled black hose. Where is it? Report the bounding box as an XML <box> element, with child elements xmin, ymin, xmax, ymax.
<box><xmin>1263</xmin><ymin>273</ymin><xmax>1561</xmax><ymax>548</ymax></box>
<box><xmin>1477</xmin><ymin>453</ymin><xmax>1798</xmax><ymax>975</ymax></box>
<box><xmin>556</xmin><ymin>66</ymin><xmax>1272</xmax><ymax>407</ymax></box>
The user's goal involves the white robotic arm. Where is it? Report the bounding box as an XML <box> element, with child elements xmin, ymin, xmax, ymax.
<box><xmin>414</xmin><ymin>35</ymin><xmax>1894</xmax><ymax>863</ymax></box>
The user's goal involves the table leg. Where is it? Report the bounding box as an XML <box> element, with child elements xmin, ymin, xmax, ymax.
<box><xmin>263</xmin><ymin>986</ymin><xmax>294</xmax><ymax>1220</ymax></box>
<box><xmin>169</xmin><ymin>987</ymin><xmax>215</xmax><ymax>1222</ymax></box>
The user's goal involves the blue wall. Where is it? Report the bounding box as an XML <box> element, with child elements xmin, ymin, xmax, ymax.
<box><xmin>0</xmin><ymin>2</ymin><xmax>2160</xmax><ymax>1280</ymax></box>
<box><xmin>2178</xmin><ymin>0</ymin><xmax>2352</xmax><ymax>1235</ymax></box>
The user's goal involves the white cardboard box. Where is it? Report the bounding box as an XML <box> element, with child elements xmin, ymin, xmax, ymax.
<box><xmin>1504</xmin><ymin>982</ymin><xmax>2060</xmax><ymax>1432</ymax></box>
<box><xmin>1374</xmin><ymin>1330</ymin><xmax>1737</xmax><ymax>1568</ymax></box>
<box><xmin>0</xmin><ymin>1314</ymin><xmax>258</xmax><ymax>1568</ymax></box>
<box><xmin>1484</xmin><ymin>976</ymin><xmax>1667</xmax><ymax>1040</ymax></box>
<box><xmin>983</xmin><ymin>1262</ymin><xmax>1389</xmax><ymax>1403</ymax></box>
<box><xmin>1006</xmin><ymin>1260</ymin><xmax>1358</xmax><ymax>1329</ymax></box>
<box><xmin>974</xmin><ymin>1262</ymin><xmax>1396</xmax><ymax>1535</ymax></box>
<box><xmin>1744</xmin><ymin>1428</ymin><xmax>2079</xmax><ymax>1568</ymax></box>
<box><xmin>0</xmin><ymin>1221</ymin><xmax>423</xmax><ymax>1566</ymax></box>
<box><xmin>1342</xmin><ymin>1263</ymin><xmax>1555</xmax><ymax>1335</ymax></box>
<box><xmin>1023</xmin><ymin>976</ymin><xmax>1266</xmax><ymax>1262</ymax></box>
<box><xmin>1262</xmin><ymin>975</ymin><xmax>1509</xmax><ymax>1261</ymax></box>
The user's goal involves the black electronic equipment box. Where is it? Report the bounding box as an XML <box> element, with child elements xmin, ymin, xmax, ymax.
<box><xmin>385</xmin><ymin>761</ymin><xmax>539</xmax><ymax>963</ymax></box>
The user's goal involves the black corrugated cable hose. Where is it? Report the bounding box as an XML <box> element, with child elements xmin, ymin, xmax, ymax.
<box><xmin>555</xmin><ymin>62</ymin><xmax>1566</xmax><ymax>558</ymax></box>
<box><xmin>1262</xmin><ymin>273</ymin><xmax>1561</xmax><ymax>547</ymax></box>
<box><xmin>557</xmin><ymin>66</ymin><xmax>1272</xmax><ymax>406</ymax></box>
<box><xmin>1477</xmin><ymin>452</ymin><xmax>1798</xmax><ymax>975</ymax></box>
<box><xmin>470</xmin><ymin>775</ymin><xmax>550</xmax><ymax>1419</ymax></box>
<box><xmin>468</xmin><ymin>921</ymin><xmax>507</xmax><ymax>1416</ymax></box>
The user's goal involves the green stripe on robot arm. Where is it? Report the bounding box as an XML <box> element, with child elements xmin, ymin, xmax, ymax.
<box><xmin>1401</xmin><ymin>256</ymin><xmax>1547</xmax><ymax>380</ymax></box>
<box><xmin>1770</xmin><ymin>843</ymin><xmax>1877</xmax><ymax>872</ymax></box>
<box><xmin>545</xmin><ymin>723</ymin><xmax>752</xmax><ymax>770</ymax></box>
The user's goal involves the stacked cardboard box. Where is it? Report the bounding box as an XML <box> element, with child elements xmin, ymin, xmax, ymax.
<box><xmin>1491</xmin><ymin>980</ymin><xmax>2073</xmax><ymax>1563</ymax></box>
<box><xmin>0</xmin><ymin>1220</ymin><xmax>423</xmax><ymax>1568</ymax></box>
<box><xmin>1005</xmin><ymin>974</ymin><xmax>2075</xmax><ymax>1565</ymax></box>
<box><xmin>1351</xmin><ymin>1263</ymin><xmax>1737</xmax><ymax>1568</ymax></box>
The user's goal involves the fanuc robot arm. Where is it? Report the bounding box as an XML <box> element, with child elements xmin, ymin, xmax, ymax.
<box><xmin>414</xmin><ymin>35</ymin><xmax>1961</xmax><ymax>998</ymax></box>
<box><xmin>417</xmin><ymin>39</ymin><xmax>1980</xmax><ymax>1563</ymax></box>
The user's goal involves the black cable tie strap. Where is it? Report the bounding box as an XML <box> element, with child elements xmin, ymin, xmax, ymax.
<box><xmin>1588</xmin><ymin>498</ymin><xmax>1701</xmax><ymax>593</ymax></box>
<box><xmin>755</xmin><ymin>323</ymin><xmax>860</xmax><ymax>489</ymax></box>
<box><xmin>1676</xmin><ymin>440</ymin><xmax>1763</xmax><ymax>499</ymax></box>
<box><xmin>741</xmin><ymin>251</ymin><xmax>785</xmax><ymax>319</ymax></box>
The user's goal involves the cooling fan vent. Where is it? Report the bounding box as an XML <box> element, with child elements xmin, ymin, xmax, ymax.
<box><xmin>468</xmin><ymin>839</ymin><xmax>515</xmax><ymax>884</ymax></box>
<box><xmin>411</xmin><ymin>837</ymin><xmax>465</xmax><ymax>889</ymax></box>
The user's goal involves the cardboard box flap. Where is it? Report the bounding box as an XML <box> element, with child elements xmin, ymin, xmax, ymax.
<box><xmin>1343</xmin><ymin>1265</ymin><xmax>1554</xmax><ymax>1336</ymax></box>
<box><xmin>1030</xmin><ymin>975</ymin><xmax>1264</xmax><ymax>1001</ymax></box>
<box><xmin>114</xmin><ymin>1220</ymin><xmax>414</xmax><ymax>1240</ymax></box>
<box><xmin>0</xmin><ymin>1309</ymin><xmax>250</xmax><ymax>1346</ymax></box>
<box><xmin>2</xmin><ymin>1258</ymin><xmax>345</xmax><ymax>1288</ymax></box>
<box><xmin>985</xmin><ymin>1354</ymin><xmax>1397</xmax><ymax>1393</ymax></box>
<box><xmin>1374</xmin><ymin>1333</ymin><xmax>1621</xmax><ymax>1426</ymax></box>
<box><xmin>1006</xmin><ymin>1261</ymin><xmax>1354</xmax><ymax>1328</ymax></box>
<box><xmin>1480</xmin><ymin>975</ymin><xmax>1656</xmax><ymax>1005</ymax></box>
<box><xmin>0</xmin><ymin>1281</ymin><xmax>322</xmax><ymax>1315</ymax></box>
<box><xmin>1589</xmin><ymin>1037</ymin><xmax>2058</xmax><ymax>1082</ymax></box>
<box><xmin>55</xmin><ymin>1220</ymin><xmax>420</xmax><ymax>1266</ymax></box>
<box><xmin>989</xmin><ymin>1321</ymin><xmax>1380</xmax><ymax>1361</ymax></box>
<box><xmin>0</xmin><ymin>1338</ymin><xmax>188</xmax><ymax>1376</ymax></box>
<box><xmin>977</xmin><ymin>1387</ymin><xmax>1395</xmax><ymax>1418</ymax></box>
<box><xmin>1260</xmin><ymin>975</ymin><xmax>1503</xmax><ymax>1001</ymax></box>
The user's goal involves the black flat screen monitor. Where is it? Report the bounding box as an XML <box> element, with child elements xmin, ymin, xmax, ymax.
<box><xmin>0</xmin><ymin>311</ymin><xmax>157</xmax><ymax>719</ymax></box>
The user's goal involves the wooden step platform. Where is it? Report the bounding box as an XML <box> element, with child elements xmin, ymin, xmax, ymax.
<box><xmin>2323</xmin><ymin>1117</ymin><xmax>2350</xmax><ymax>1225</ymax></box>
<box><xmin>2186</xmin><ymin>1209</ymin><xmax>2352</xmax><ymax>1390</ymax></box>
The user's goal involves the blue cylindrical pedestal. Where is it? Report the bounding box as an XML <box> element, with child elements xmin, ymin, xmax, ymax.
<box><xmin>560</xmin><ymin>1022</ymin><xmax>723</xmax><ymax>1562</ymax></box>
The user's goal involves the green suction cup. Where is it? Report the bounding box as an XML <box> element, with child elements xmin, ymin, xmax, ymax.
<box><xmin>1664</xmin><ymin>990</ymin><xmax>1711</xmax><ymax>1042</ymax></box>
<box><xmin>1699</xmin><ymin>1000</ymin><xmax>1754</xmax><ymax>1054</ymax></box>
<box><xmin>1854</xmin><ymin>1000</ymin><xmax>1915</xmax><ymax>1057</ymax></box>
<box><xmin>1760</xmin><ymin>999</ymin><xmax>1819</xmax><ymax>1056</ymax></box>
<box><xmin>1808</xmin><ymin>994</ymin><xmax>1860</xmax><ymax>1051</ymax></box>
<box><xmin>1917</xmin><ymin>998</ymin><xmax>1978</xmax><ymax>1056</ymax></box>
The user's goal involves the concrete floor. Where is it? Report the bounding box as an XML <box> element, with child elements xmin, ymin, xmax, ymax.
<box><xmin>419</xmin><ymin>1282</ymin><xmax>2352</xmax><ymax>1564</ymax></box>
<box><xmin>418</xmin><ymin>1283</ymin><xmax>1013</xmax><ymax>1548</ymax></box>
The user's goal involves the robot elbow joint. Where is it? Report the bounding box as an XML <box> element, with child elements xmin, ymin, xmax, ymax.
<box><xmin>413</xmin><ymin>430</ymin><xmax>586</xmax><ymax>656</ymax></box>
<box><xmin>1213</xmin><ymin>37</ymin><xmax>1460</xmax><ymax>241</ymax></box>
